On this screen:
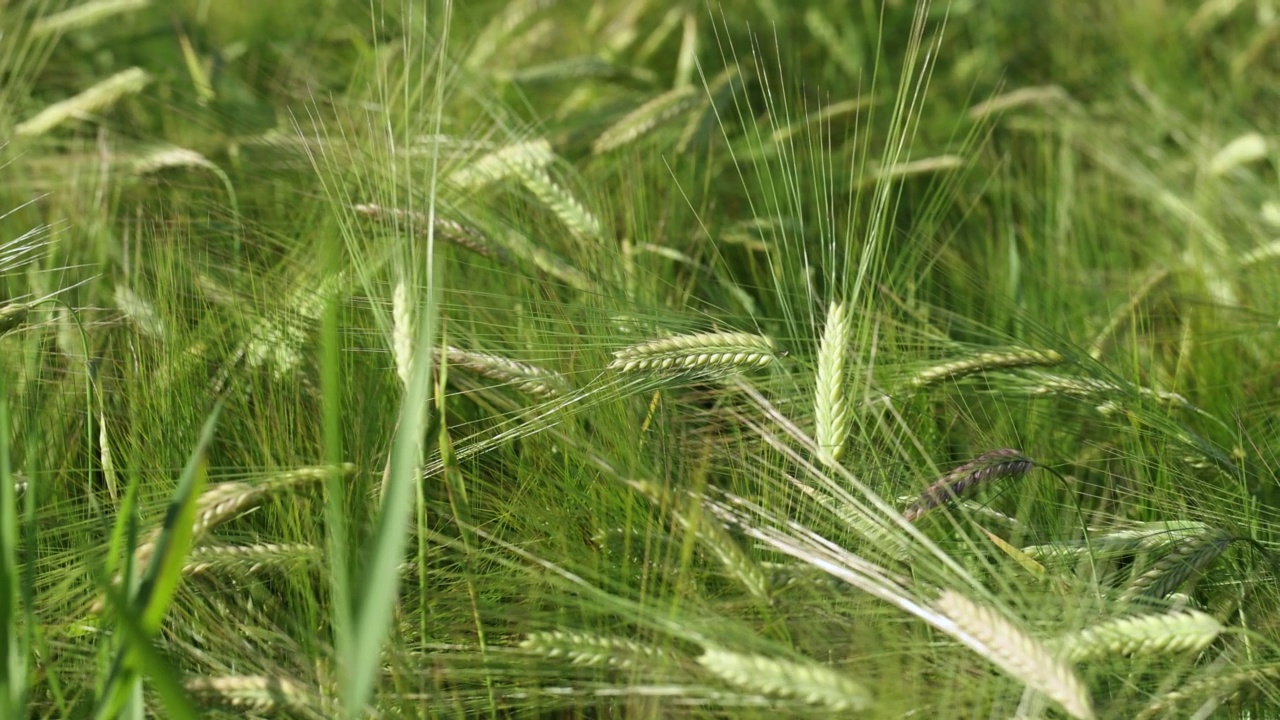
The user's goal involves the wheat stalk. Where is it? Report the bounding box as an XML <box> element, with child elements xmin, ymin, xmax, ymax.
<box><xmin>1087</xmin><ymin>266</ymin><xmax>1170</xmax><ymax>360</ymax></box>
<box><xmin>592</xmin><ymin>86</ymin><xmax>700</xmax><ymax>154</ymax></box>
<box><xmin>697</xmin><ymin>646</ymin><xmax>873</xmax><ymax>711</ymax></box>
<box><xmin>906</xmin><ymin>347</ymin><xmax>1064</xmax><ymax>389</ymax></box>
<box><xmin>608</xmin><ymin>331</ymin><xmax>776</xmax><ymax>375</ymax></box>
<box><xmin>1052</xmin><ymin>609</ymin><xmax>1222</xmax><ymax>663</ymax></box>
<box><xmin>814</xmin><ymin>301</ymin><xmax>851</xmax><ymax>465</ymax></box>
<box><xmin>16</xmin><ymin>67</ymin><xmax>151</xmax><ymax>137</ymax></box>
<box><xmin>903</xmin><ymin>449</ymin><xmax>1034</xmax><ymax>523</ymax></box>
<box><xmin>440</xmin><ymin>347</ymin><xmax>567</xmax><ymax>399</ymax></box>
<box><xmin>520</xmin><ymin>631</ymin><xmax>675</xmax><ymax>669</ymax></box>
<box><xmin>935</xmin><ymin>590</ymin><xmax>1095</xmax><ymax>720</ymax></box>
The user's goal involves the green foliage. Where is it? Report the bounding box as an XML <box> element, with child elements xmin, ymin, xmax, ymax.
<box><xmin>2</xmin><ymin>0</ymin><xmax>1280</xmax><ymax>717</ymax></box>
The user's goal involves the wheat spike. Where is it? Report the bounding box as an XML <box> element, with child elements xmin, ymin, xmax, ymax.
<box><xmin>513</xmin><ymin>166</ymin><xmax>602</xmax><ymax>240</ymax></box>
<box><xmin>686</xmin><ymin>507</ymin><xmax>770</xmax><ymax>603</ymax></box>
<box><xmin>1135</xmin><ymin>664</ymin><xmax>1280</xmax><ymax>720</ymax></box>
<box><xmin>814</xmin><ymin>301</ymin><xmax>851</xmax><ymax>465</ymax></box>
<box><xmin>1120</xmin><ymin>529</ymin><xmax>1231</xmax><ymax>603</ymax></box>
<box><xmin>440</xmin><ymin>347</ymin><xmax>567</xmax><ymax>399</ymax></box>
<box><xmin>0</xmin><ymin>304</ymin><xmax>30</xmax><ymax>336</ymax></box>
<box><xmin>16</xmin><ymin>67</ymin><xmax>151</xmax><ymax>137</ymax></box>
<box><xmin>184</xmin><ymin>542</ymin><xmax>322</xmax><ymax>577</ymax></box>
<box><xmin>592</xmin><ymin>85</ymin><xmax>700</xmax><ymax>154</ymax></box>
<box><xmin>967</xmin><ymin>85</ymin><xmax>1074</xmax><ymax>120</ymax></box>
<box><xmin>697</xmin><ymin>646</ymin><xmax>873</xmax><ymax>711</ymax></box>
<box><xmin>30</xmin><ymin>0</ymin><xmax>149</xmax><ymax>36</ymax></box>
<box><xmin>935</xmin><ymin>590</ymin><xmax>1095</xmax><ymax>720</ymax></box>
<box><xmin>608</xmin><ymin>331</ymin><xmax>776</xmax><ymax>375</ymax></box>
<box><xmin>520</xmin><ymin>631</ymin><xmax>674</xmax><ymax>669</ymax></box>
<box><xmin>448</xmin><ymin>138</ymin><xmax>555</xmax><ymax>190</ymax></box>
<box><xmin>392</xmin><ymin>280</ymin><xmax>414</xmax><ymax>389</ymax></box>
<box><xmin>352</xmin><ymin>203</ymin><xmax>510</xmax><ymax>262</ymax></box>
<box><xmin>903</xmin><ymin>449</ymin><xmax>1034</xmax><ymax>523</ymax></box>
<box><xmin>1087</xmin><ymin>266</ymin><xmax>1170</xmax><ymax>360</ymax></box>
<box><xmin>185</xmin><ymin>675</ymin><xmax>319</xmax><ymax>712</ymax></box>
<box><xmin>907</xmin><ymin>347</ymin><xmax>1064</xmax><ymax>389</ymax></box>
<box><xmin>114</xmin><ymin>285</ymin><xmax>166</xmax><ymax>339</ymax></box>
<box><xmin>1052</xmin><ymin>609</ymin><xmax>1222</xmax><ymax>663</ymax></box>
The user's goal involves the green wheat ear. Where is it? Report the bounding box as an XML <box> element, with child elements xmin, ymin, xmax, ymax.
<box><xmin>814</xmin><ymin>300</ymin><xmax>851</xmax><ymax>465</ymax></box>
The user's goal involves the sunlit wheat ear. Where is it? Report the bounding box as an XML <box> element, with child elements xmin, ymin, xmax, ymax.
<box><xmin>520</xmin><ymin>631</ymin><xmax>677</xmax><ymax>669</ymax></box>
<box><xmin>1120</xmin><ymin>529</ymin><xmax>1232</xmax><ymax>603</ymax></box>
<box><xmin>464</xmin><ymin>0</ymin><xmax>554</xmax><ymax>69</ymax></box>
<box><xmin>814</xmin><ymin>300</ymin><xmax>851</xmax><ymax>465</ymax></box>
<box><xmin>902</xmin><ymin>449</ymin><xmax>1034</xmax><ymax>523</ymax></box>
<box><xmin>29</xmin><ymin>0</ymin><xmax>149</xmax><ymax>36</ymax></box>
<box><xmin>0</xmin><ymin>303</ymin><xmax>30</xmax><ymax>336</ymax></box>
<box><xmin>1051</xmin><ymin>609</ymin><xmax>1222</xmax><ymax>663</ymax></box>
<box><xmin>935</xmin><ymin>590</ymin><xmax>1095</xmax><ymax>720</ymax></box>
<box><xmin>870</xmin><ymin>154</ymin><xmax>964</xmax><ymax>183</ymax></box>
<box><xmin>608</xmin><ymin>331</ymin><xmax>776</xmax><ymax>376</ymax></box>
<box><xmin>352</xmin><ymin>204</ymin><xmax>512</xmax><ymax>262</ymax></box>
<box><xmin>391</xmin><ymin>280</ymin><xmax>414</xmax><ymax>389</ymax></box>
<box><xmin>512</xmin><ymin>166</ymin><xmax>603</xmax><ymax>241</ymax></box>
<box><xmin>15</xmin><ymin>67</ymin><xmax>151</xmax><ymax>137</ymax></box>
<box><xmin>183</xmin><ymin>542</ymin><xmax>323</xmax><ymax>577</ymax></box>
<box><xmin>906</xmin><ymin>347</ymin><xmax>1064</xmax><ymax>390</ymax></box>
<box><xmin>1135</xmin><ymin>664</ymin><xmax>1280</xmax><ymax>720</ymax></box>
<box><xmin>113</xmin><ymin>285</ymin><xmax>166</xmax><ymax>340</ymax></box>
<box><xmin>697</xmin><ymin>647</ymin><xmax>873</xmax><ymax>712</ymax></box>
<box><xmin>966</xmin><ymin>85</ymin><xmax>1076</xmax><ymax>121</ymax></box>
<box><xmin>439</xmin><ymin>347</ymin><xmax>568</xmax><ymax>399</ymax></box>
<box><xmin>184</xmin><ymin>675</ymin><xmax>321</xmax><ymax>714</ymax></box>
<box><xmin>592</xmin><ymin>85</ymin><xmax>700</xmax><ymax>154</ymax></box>
<box><xmin>1207</xmin><ymin>132</ymin><xmax>1269</xmax><ymax>176</ymax></box>
<box><xmin>1014</xmin><ymin>370</ymin><xmax>1197</xmax><ymax>414</ymax></box>
<box><xmin>447</xmin><ymin>138</ymin><xmax>555</xmax><ymax>191</ymax></box>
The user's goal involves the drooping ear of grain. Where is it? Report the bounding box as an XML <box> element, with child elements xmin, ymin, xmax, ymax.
<box><xmin>934</xmin><ymin>590</ymin><xmax>1095</xmax><ymax>720</ymax></box>
<box><xmin>1051</xmin><ymin>609</ymin><xmax>1222</xmax><ymax>663</ymax></box>
<box><xmin>15</xmin><ymin>67</ymin><xmax>151</xmax><ymax>137</ymax></box>
<box><xmin>609</xmin><ymin>331</ymin><xmax>777</xmax><ymax>376</ymax></box>
<box><xmin>592</xmin><ymin>85</ymin><xmax>700</xmax><ymax>154</ymax></box>
<box><xmin>903</xmin><ymin>449</ymin><xmax>1034</xmax><ymax>523</ymax></box>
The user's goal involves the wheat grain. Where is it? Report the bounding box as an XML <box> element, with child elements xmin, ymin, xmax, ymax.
<box><xmin>903</xmin><ymin>449</ymin><xmax>1034</xmax><ymax>523</ymax></box>
<box><xmin>16</xmin><ymin>67</ymin><xmax>151</xmax><ymax>137</ymax></box>
<box><xmin>814</xmin><ymin>301</ymin><xmax>851</xmax><ymax>465</ymax></box>
<box><xmin>592</xmin><ymin>86</ymin><xmax>700</xmax><ymax>154</ymax></box>
<box><xmin>907</xmin><ymin>347</ymin><xmax>1064</xmax><ymax>389</ymax></box>
<box><xmin>935</xmin><ymin>590</ymin><xmax>1095</xmax><ymax>720</ymax></box>
<box><xmin>1052</xmin><ymin>609</ymin><xmax>1222</xmax><ymax>663</ymax></box>
<box><xmin>697</xmin><ymin>646</ymin><xmax>872</xmax><ymax>711</ymax></box>
<box><xmin>520</xmin><ymin>631</ymin><xmax>674</xmax><ymax>669</ymax></box>
<box><xmin>608</xmin><ymin>331</ymin><xmax>776</xmax><ymax>375</ymax></box>
<box><xmin>440</xmin><ymin>347</ymin><xmax>567</xmax><ymax>399</ymax></box>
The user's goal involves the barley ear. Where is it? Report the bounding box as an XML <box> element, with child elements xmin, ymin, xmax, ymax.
<box><xmin>814</xmin><ymin>300</ymin><xmax>851</xmax><ymax>465</ymax></box>
<box><xmin>1052</xmin><ymin>609</ymin><xmax>1223</xmax><ymax>663</ymax></box>
<box><xmin>608</xmin><ymin>331</ymin><xmax>777</xmax><ymax>377</ymax></box>
<box><xmin>697</xmin><ymin>646</ymin><xmax>873</xmax><ymax>711</ymax></box>
<box><xmin>935</xmin><ymin>589</ymin><xmax>1095</xmax><ymax>720</ymax></box>
<box><xmin>392</xmin><ymin>280</ymin><xmax>414</xmax><ymax>389</ymax></box>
